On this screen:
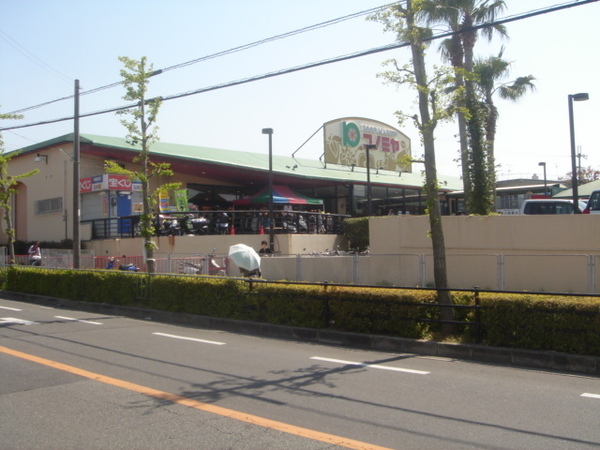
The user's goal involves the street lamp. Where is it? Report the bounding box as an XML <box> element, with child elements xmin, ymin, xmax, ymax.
<box><xmin>365</xmin><ymin>144</ymin><xmax>377</xmax><ymax>216</ymax></box>
<box><xmin>538</xmin><ymin>162</ymin><xmax>547</xmax><ymax>197</ymax></box>
<box><xmin>262</xmin><ymin>128</ymin><xmax>274</xmax><ymax>251</ymax></box>
<box><xmin>568</xmin><ymin>92</ymin><xmax>589</xmax><ymax>213</ymax></box>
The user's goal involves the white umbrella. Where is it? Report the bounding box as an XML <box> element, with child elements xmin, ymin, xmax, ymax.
<box><xmin>228</xmin><ymin>244</ymin><xmax>261</xmax><ymax>271</ymax></box>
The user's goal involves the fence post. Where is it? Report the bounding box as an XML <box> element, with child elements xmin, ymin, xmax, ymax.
<box><xmin>473</xmin><ymin>286</ymin><xmax>482</xmax><ymax>344</ymax></box>
<box><xmin>296</xmin><ymin>254</ymin><xmax>302</xmax><ymax>281</ymax></box>
<box><xmin>497</xmin><ymin>254</ymin><xmax>505</xmax><ymax>291</ymax></box>
<box><xmin>588</xmin><ymin>255</ymin><xmax>595</xmax><ymax>294</ymax></box>
<box><xmin>419</xmin><ymin>254</ymin><xmax>426</xmax><ymax>287</ymax></box>
<box><xmin>353</xmin><ymin>253</ymin><xmax>360</xmax><ymax>285</ymax></box>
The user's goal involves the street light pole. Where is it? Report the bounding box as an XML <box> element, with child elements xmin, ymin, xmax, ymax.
<box><xmin>365</xmin><ymin>144</ymin><xmax>377</xmax><ymax>216</ymax></box>
<box><xmin>262</xmin><ymin>128</ymin><xmax>274</xmax><ymax>251</ymax></box>
<box><xmin>568</xmin><ymin>92</ymin><xmax>589</xmax><ymax>213</ymax></box>
<box><xmin>538</xmin><ymin>162</ymin><xmax>547</xmax><ymax>197</ymax></box>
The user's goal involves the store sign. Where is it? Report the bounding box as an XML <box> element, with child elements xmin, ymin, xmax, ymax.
<box><xmin>323</xmin><ymin>118</ymin><xmax>411</xmax><ymax>171</ymax></box>
<box><xmin>80</xmin><ymin>174</ymin><xmax>141</xmax><ymax>193</ymax></box>
<box><xmin>108</xmin><ymin>175</ymin><xmax>132</xmax><ymax>190</ymax></box>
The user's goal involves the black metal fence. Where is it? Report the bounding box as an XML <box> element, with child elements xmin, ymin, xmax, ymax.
<box><xmin>84</xmin><ymin>210</ymin><xmax>350</xmax><ymax>239</ymax></box>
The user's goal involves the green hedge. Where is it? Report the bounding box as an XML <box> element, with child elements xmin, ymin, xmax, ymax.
<box><xmin>2</xmin><ymin>267</ymin><xmax>600</xmax><ymax>356</ymax></box>
<box><xmin>479</xmin><ymin>293</ymin><xmax>600</xmax><ymax>355</ymax></box>
<box><xmin>4</xmin><ymin>267</ymin><xmax>139</xmax><ymax>304</ymax></box>
<box><xmin>342</xmin><ymin>217</ymin><xmax>369</xmax><ymax>251</ymax></box>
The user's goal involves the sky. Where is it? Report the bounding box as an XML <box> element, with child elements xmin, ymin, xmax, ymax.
<box><xmin>1</xmin><ymin>0</ymin><xmax>599</xmax><ymax>182</ymax></box>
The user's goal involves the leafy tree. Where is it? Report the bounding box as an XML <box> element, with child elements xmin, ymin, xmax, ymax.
<box><xmin>423</xmin><ymin>0</ymin><xmax>507</xmax><ymax>215</ymax></box>
<box><xmin>371</xmin><ymin>0</ymin><xmax>456</xmax><ymax>333</ymax></box>
<box><xmin>561</xmin><ymin>166</ymin><xmax>600</xmax><ymax>186</ymax></box>
<box><xmin>112</xmin><ymin>56</ymin><xmax>179</xmax><ymax>273</ymax></box>
<box><xmin>0</xmin><ymin>110</ymin><xmax>39</xmax><ymax>263</ymax></box>
<box><xmin>473</xmin><ymin>49</ymin><xmax>535</xmax><ymax>209</ymax></box>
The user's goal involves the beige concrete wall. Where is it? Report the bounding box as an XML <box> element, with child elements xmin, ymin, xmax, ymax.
<box><xmin>369</xmin><ymin>214</ymin><xmax>600</xmax><ymax>255</ymax></box>
<box><xmin>85</xmin><ymin>233</ymin><xmax>345</xmax><ymax>259</ymax></box>
<box><xmin>64</xmin><ymin>214</ymin><xmax>600</xmax><ymax>292</ymax></box>
<box><xmin>367</xmin><ymin>215</ymin><xmax>600</xmax><ymax>291</ymax></box>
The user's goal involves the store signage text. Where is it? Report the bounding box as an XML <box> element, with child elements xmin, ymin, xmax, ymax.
<box><xmin>80</xmin><ymin>174</ymin><xmax>141</xmax><ymax>193</ymax></box>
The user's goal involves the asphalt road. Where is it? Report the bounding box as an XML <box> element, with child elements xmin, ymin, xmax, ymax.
<box><xmin>1</xmin><ymin>296</ymin><xmax>600</xmax><ymax>450</ymax></box>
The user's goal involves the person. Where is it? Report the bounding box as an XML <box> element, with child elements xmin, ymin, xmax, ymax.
<box><xmin>28</xmin><ymin>242</ymin><xmax>42</xmax><ymax>266</ymax></box>
<box><xmin>258</xmin><ymin>240</ymin><xmax>272</xmax><ymax>256</ymax></box>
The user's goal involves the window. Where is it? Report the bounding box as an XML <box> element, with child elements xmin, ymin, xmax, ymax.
<box><xmin>35</xmin><ymin>197</ymin><xmax>63</xmax><ymax>214</ymax></box>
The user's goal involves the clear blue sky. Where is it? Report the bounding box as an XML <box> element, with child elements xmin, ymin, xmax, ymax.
<box><xmin>1</xmin><ymin>0</ymin><xmax>598</xmax><ymax>181</ymax></box>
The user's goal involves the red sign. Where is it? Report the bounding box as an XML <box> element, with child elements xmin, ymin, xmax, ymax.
<box><xmin>80</xmin><ymin>177</ymin><xmax>93</xmax><ymax>193</ymax></box>
<box><xmin>108</xmin><ymin>175</ymin><xmax>132</xmax><ymax>190</ymax></box>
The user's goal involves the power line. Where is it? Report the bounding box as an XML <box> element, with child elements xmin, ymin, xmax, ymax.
<box><xmin>2</xmin><ymin>0</ymin><xmax>597</xmax><ymax>132</ymax></box>
<box><xmin>0</xmin><ymin>29</ymin><xmax>73</xmax><ymax>84</ymax></box>
<box><xmin>6</xmin><ymin>2</ymin><xmax>402</xmax><ymax>115</ymax></box>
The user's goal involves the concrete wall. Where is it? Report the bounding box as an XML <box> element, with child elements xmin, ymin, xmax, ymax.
<box><xmin>368</xmin><ymin>214</ymin><xmax>600</xmax><ymax>292</ymax></box>
<box><xmin>85</xmin><ymin>233</ymin><xmax>346</xmax><ymax>259</ymax></box>
<box><xmin>84</xmin><ymin>214</ymin><xmax>600</xmax><ymax>292</ymax></box>
<box><xmin>369</xmin><ymin>214</ymin><xmax>600</xmax><ymax>255</ymax></box>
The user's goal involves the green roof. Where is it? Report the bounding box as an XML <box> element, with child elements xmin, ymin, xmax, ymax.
<box><xmin>553</xmin><ymin>179</ymin><xmax>600</xmax><ymax>198</ymax></box>
<box><xmin>17</xmin><ymin>133</ymin><xmax>463</xmax><ymax>191</ymax></box>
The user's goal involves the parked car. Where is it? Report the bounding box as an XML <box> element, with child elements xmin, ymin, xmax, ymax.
<box><xmin>583</xmin><ymin>189</ymin><xmax>600</xmax><ymax>214</ymax></box>
<box><xmin>520</xmin><ymin>199</ymin><xmax>585</xmax><ymax>215</ymax></box>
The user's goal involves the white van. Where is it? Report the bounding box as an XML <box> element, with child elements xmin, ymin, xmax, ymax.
<box><xmin>520</xmin><ymin>199</ymin><xmax>584</xmax><ymax>215</ymax></box>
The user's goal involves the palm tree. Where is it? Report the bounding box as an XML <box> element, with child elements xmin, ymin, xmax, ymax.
<box><xmin>473</xmin><ymin>49</ymin><xmax>536</xmax><ymax>208</ymax></box>
<box><xmin>423</xmin><ymin>0</ymin><xmax>507</xmax><ymax>214</ymax></box>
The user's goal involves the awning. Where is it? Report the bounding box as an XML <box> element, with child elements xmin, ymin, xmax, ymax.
<box><xmin>233</xmin><ymin>185</ymin><xmax>323</xmax><ymax>206</ymax></box>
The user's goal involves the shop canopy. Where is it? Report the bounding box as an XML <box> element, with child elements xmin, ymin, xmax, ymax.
<box><xmin>233</xmin><ymin>185</ymin><xmax>323</xmax><ymax>206</ymax></box>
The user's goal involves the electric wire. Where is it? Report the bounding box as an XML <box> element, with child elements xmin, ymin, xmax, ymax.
<box><xmin>5</xmin><ymin>1</ymin><xmax>403</xmax><ymax>115</ymax></box>
<box><xmin>2</xmin><ymin>0</ymin><xmax>597</xmax><ymax>132</ymax></box>
<box><xmin>0</xmin><ymin>29</ymin><xmax>73</xmax><ymax>84</ymax></box>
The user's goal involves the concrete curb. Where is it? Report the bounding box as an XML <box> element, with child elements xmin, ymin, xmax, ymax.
<box><xmin>3</xmin><ymin>291</ymin><xmax>599</xmax><ymax>377</ymax></box>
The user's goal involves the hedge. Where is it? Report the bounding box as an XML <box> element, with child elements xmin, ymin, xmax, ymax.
<box><xmin>2</xmin><ymin>267</ymin><xmax>600</xmax><ymax>356</ymax></box>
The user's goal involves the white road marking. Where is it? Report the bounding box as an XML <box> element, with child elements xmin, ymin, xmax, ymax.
<box><xmin>0</xmin><ymin>306</ymin><xmax>22</xmax><ymax>311</ymax></box>
<box><xmin>55</xmin><ymin>316</ymin><xmax>103</xmax><ymax>325</ymax></box>
<box><xmin>310</xmin><ymin>356</ymin><xmax>430</xmax><ymax>375</ymax></box>
<box><xmin>152</xmin><ymin>332</ymin><xmax>226</xmax><ymax>346</ymax></box>
<box><xmin>581</xmin><ymin>393</ymin><xmax>600</xmax><ymax>400</ymax></box>
<box><xmin>0</xmin><ymin>317</ymin><xmax>38</xmax><ymax>326</ymax></box>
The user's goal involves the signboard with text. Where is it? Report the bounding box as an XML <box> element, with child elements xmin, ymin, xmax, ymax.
<box><xmin>80</xmin><ymin>174</ymin><xmax>141</xmax><ymax>193</ymax></box>
<box><xmin>323</xmin><ymin>118</ymin><xmax>411</xmax><ymax>172</ymax></box>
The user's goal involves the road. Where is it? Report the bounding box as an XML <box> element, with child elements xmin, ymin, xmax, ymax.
<box><xmin>1</xmin><ymin>296</ymin><xmax>599</xmax><ymax>449</ymax></box>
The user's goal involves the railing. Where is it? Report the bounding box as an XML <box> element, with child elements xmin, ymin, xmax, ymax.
<box><xmin>4</xmin><ymin>250</ymin><xmax>600</xmax><ymax>295</ymax></box>
<box><xmin>82</xmin><ymin>210</ymin><xmax>350</xmax><ymax>240</ymax></box>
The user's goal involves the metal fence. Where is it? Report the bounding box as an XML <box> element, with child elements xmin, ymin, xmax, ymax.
<box><xmin>3</xmin><ymin>247</ymin><xmax>600</xmax><ymax>294</ymax></box>
<box><xmin>83</xmin><ymin>210</ymin><xmax>349</xmax><ymax>240</ymax></box>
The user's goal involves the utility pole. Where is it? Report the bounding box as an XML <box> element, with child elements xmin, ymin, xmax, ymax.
<box><xmin>73</xmin><ymin>80</ymin><xmax>81</xmax><ymax>268</ymax></box>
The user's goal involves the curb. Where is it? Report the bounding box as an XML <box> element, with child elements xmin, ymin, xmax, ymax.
<box><xmin>3</xmin><ymin>291</ymin><xmax>599</xmax><ymax>377</ymax></box>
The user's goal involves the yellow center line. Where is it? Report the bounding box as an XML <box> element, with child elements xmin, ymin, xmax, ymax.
<box><xmin>0</xmin><ymin>345</ymin><xmax>394</xmax><ymax>450</ymax></box>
